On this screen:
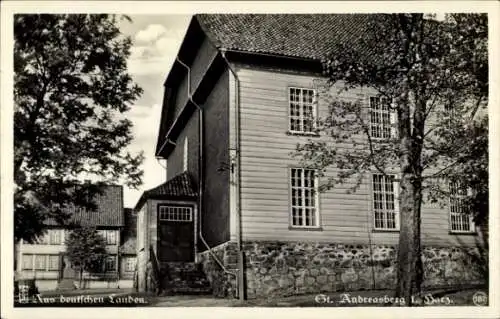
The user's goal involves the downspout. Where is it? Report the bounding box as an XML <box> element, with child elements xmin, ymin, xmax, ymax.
<box><xmin>175</xmin><ymin>56</ymin><xmax>239</xmax><ymax>292</ymax></box>
<box><xmin>219</xmin><ymin>49</ymin><xmax>244</xmax><ymax>300</ymax></box>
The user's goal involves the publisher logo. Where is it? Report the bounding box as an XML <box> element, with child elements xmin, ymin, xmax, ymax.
<box><xmin>472</xmin><ymin>291</ymin><xmax>488</xmax><ymax>306</ymax></box>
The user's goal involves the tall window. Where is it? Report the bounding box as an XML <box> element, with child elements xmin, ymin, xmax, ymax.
<box><xmin>372</xmin><ymin>174</ymin><xmax>399</xmax><ymax>230</ymax></box>
<box><xmin>290</xmin><ymin>168</ymin><xmax>319</xmax><ymax>228</ymax></box>
<box><xmin>105</xmin><ymin>256</ymin><xmax>117</xmax><ymax>272</ymax></box>
<box><xmin>183</xmin><ymin>137</ymin><xmax>188</xmax><ymax>172</ymax></box>
<box><xmin>289</xmin><ymin>87</ymin><xmax>317</xmax><ymax>133</ymax></box>
<box><xmin>449</xmin><ymin>181</ymin><xmax>474</xmax><ymax>232</ymax></box>
<box><xmin>370</xmin><ymin>96</ymin><xmax>394</xmax><ymax>139</ymax></box>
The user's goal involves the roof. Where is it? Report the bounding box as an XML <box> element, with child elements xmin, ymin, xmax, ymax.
<box><xmin>134</xmin><ymin>172</ymin><xmax>197</xmax><ymax>211</ymax></box>
<box><xmin>195</xmin><ymin>14</ymin><xmax>379</xmax><ymax>61</ymax></box>
<box><xmin>45</xmin><ymin>185</ymin><xmax>124</xmax><ymax>227</ymax></box>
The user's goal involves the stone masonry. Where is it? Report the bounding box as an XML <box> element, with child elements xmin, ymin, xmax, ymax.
<box><xmin>198</xmin><ymin>240</ymin><xmax>486</xmax><ymax>299</ymax></box>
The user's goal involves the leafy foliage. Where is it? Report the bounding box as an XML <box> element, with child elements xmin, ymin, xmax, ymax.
<box><xmin>14</xmin><ymin>14</ymin><xmax>144</xmax><ymax>242</ymax></box>
<box><xmin>65</xmin><ymin>227</ymin><xmax>108</xmax><ymax>281</ymax></box>
<box><xmin>294</xmin><ymin>13</ymin><xmax>487</xmax><ymax>303</ymax></box>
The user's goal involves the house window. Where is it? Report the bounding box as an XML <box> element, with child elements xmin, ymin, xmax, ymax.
<box><xmin>22</xmin><ymin>254</ymin><xmax>60</xmax><ymax>271</ymax></box>
<box><xmin>105</xmin><ymin>256</ymin><xmax>117</xmax><ymax>272</ymax></box>
<box><xmin>35</xmin><ymin>255</ymin><xmax>46</xmax><ymax>270</ymax></box>
<box><xmin>158</xmin><ymin>206</ymin><xmax>193</xmax><ymax>222</ymax></box>
<box><xmin>49</xmin><ymin>229</ymin><xmax>62</xmax><ymax>245</ymax></box>
<box><xmin>183</xmin><ymin>137</ymin><xmax>188</xmax><ymax>172</ymax></box>
<box><xmin>106</xmin><ymin>230</ymin><xmax>117</xmax><ymax>245</ymax></box>
<box><xmin>290</xmin><ymin>168</ymin><xmax>319</xmax><ymax>228</ymax></box>
<box><xmin>289</xmin><ymin>87</ymin><xmax>317</xmax><ymax>133</ymax></box>
<box><xmin>449</xmin><ymin>181</ymin><xmax>474</xmax><ymax>232</ymax></box>
<box><xmin>372</xmin><ymin>174</ymin><xmax>399</xmax><ymax>230</ymax></box>
<box><xmin>22</xmin><ymin>254</ymin><xmax>33</xmax><ymax>270</ymax></box>
<box><xmin>98</xmin><ymin>230</ymin><xmax>117</xmax><ymax>245</ymax></box>
<box><xmin>370</xmin><ymin>96</ymin><xmax>394</xmax><ymax>139</ymax></box>
<box><xmin>48</xmin><ymin>255</ymin><xmax>60</xmax><ymax>270</ymax></box>
<box><xmin>124</xmin><ymin>257</ymin><xmax>136</xmax><ymax>272</ymax></box>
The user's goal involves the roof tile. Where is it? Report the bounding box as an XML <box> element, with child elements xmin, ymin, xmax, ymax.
<box><xmin>45</xmin><ymin>185</ymin><xmax>124</xmax><ymax>227</ymax></box>
<box><xmin>134</xmin><ymin>172</ymin><xmax>197</xmax><ymax>210</ymax></box>
<box><xmin>196</xmin><ymin>14</ymin><xmax>379</xmax><ymax>61</ymax></box>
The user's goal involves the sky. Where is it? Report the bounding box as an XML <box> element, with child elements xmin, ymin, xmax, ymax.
<box><xmin>118</xmin><ymin>15</ymin><xmax>191</xmax><ymax>208</ymax></box>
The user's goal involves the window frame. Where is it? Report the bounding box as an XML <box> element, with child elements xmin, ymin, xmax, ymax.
<box><xmin>105</xmin><ymin>255</ymin><xmax>117</xmax><ymax>272</ymax></box>
<box><xmin>371</xmin><ymin>173</ymin><xmax>400</xmax><ymax>231</ymax></box>
<box><xmin>449</xmin><ymin>181</ymin><xmax>475</xmax><ymax>233</ymax></box>
<box><xmin>369</xmin><ymin>96</ymin><xmax>396</xmax><ymax>140</ymax></box>
<box><xmin>124</xmin><ymin>257</ymin><xmax>136</xmax><ymax>272</ymax></box>
<box><xmin>288</xmin><ymin>87</ymin><xmax>318</xmax><ymax>135</ymax></box>
<box><xmin>22</xmin><ymin>254</ymin><xmax>34</xmax><ymax>270</ymax></box>
<box><xmin>158</xmin><ymin>205</ymin><xmax>193</xmax><ymax>222</ymax></box>
<box><xmin>23</xmin><ymin>254</ymin><xmax>60</xmax><ymax>271</ymax></box>
<box><xmin>289</xmin><ymin>167</ymin><xmax>321</xmax><ymax>229</ymax></box>
<box><xmin>97</xmin><ymin>230</ymin><xmax>117</xmax><ymax>245</ymax></box>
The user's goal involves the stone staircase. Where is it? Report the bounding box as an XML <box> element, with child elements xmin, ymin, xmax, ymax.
<box><xmin>160</xmin><ymin>262</ymin><xmax>212</xmax><ymax>295</ymax></box>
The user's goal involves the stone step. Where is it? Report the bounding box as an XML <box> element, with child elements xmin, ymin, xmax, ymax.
<box><xmin>159</xmin><ymin>262</ymin><xmax>213</xmax><ymax>296</ymax></box>
<box><xmin>164</xmin><ymin>286</ymin><xmax>213</xmax><ymax>296</ymax></box>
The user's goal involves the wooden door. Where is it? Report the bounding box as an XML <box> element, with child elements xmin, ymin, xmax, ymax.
<box><xmin>157</xmin><ymin>205</ymin><xmax>194</xmax><ymax>262</ymax></box>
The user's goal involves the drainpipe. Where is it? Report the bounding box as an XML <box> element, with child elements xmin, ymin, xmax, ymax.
<box><xmin>175</xmin><ymin>56</ymin><xmax>239</xmax><ymax>295</ymax></box>
<box><xmin>219</xmin><ymin>49</ymin><xmax>244</xmax><ymax>301</ymax></box>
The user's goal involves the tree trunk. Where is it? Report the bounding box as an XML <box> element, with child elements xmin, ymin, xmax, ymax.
<box><xmin>79</xmin><ymin>268</ymin><xmax>83</xmax><ymax>289</ymax></box>
<box><xmin>395</xmin><ymin>93</ymin><xmax>425</xmax><ymax>305</ymax></box>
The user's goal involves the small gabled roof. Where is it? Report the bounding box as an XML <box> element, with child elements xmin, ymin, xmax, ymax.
<box><xmin>45</xmin><ymin>185</ymin><xmax>124</xmax><ymax>227</ymax></box>
<box><xmin>134</xmin><ymin>172</ymin><xmax>197</xmax><ymax>211</ymax></box>
<box><xmin>196</xmin><ymin>14</ymin><xmax>378</xmax><ymax>61</ymax></box>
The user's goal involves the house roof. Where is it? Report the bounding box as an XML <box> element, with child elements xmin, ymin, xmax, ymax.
<box><xmin>195</xmin><ymin>14</ymin><xmax>378</xmax><ymax>61</ymax></box>
<box><xmin>45</xmin><ymin>185</ymin><xmax>124</xmax><ymax>227</ymax></box>
<box><xmin>134</xmin><ymin>172</ymin><xmax>197</xmax><ymax>211</ymax></box>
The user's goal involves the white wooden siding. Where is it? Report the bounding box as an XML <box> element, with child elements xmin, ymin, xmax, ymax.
<box><xmin>235</xmin><ymin>66</ymin><xmax>478</xmax><ymax>247</ymax></box>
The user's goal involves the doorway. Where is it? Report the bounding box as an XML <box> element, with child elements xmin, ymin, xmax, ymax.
<box><xmin>157</xmin><ymin>205</ymin><xmax>194</xmax><ymax>262</ymax></box>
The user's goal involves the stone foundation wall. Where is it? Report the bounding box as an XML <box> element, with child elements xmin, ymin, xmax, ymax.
<box><xmin>198</xmin><ymin>242</ymin><xmax>238</xmax><ymax>297</ymax></box>
<box><xmin>199</xmin><ymin>240</ymin><xmax>486</xmax><ymax>299</ymax></box>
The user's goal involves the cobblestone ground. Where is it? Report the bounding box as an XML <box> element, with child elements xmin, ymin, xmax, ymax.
<box><xmin>150</xmin><ymin>287</ymin><xmax>488</xmax><ymax>307</ymax></box>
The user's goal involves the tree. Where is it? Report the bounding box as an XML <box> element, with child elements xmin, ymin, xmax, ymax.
<box><xmin>14</xmin><ymin>14</ymin><xmax>144</xmax><ymax>242</ymax></box>
<box><xmin>294</xmin><ymin>13</ymin><xmax>487</xmax><ymax>305</ymax></box>
<box><xmin>65</xmin><ymin>227</ymin><xmax>108</xmax><ymax>288</ymax></box>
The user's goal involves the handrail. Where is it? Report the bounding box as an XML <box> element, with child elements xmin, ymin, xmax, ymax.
<box><xmin>149</xmin><ymin>245</ymin><xmax>162</xmax><ymax>293</ymax></box>
<box><xmin>199</xmin><ymin>236</ymin><xmax>238</xmax><ymax>278</ymax></box>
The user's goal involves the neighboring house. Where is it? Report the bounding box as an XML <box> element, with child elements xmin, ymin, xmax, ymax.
<box><xmin>136</xmin><ymin>14</ymin><xmax>486</xmax><ymax>299</ymax></box>
<box><xmin>119</xmin><ymin>208</ymin><xmax>138</xmax><ymax>286</ymax></box>
<box><xmin>16</xmin><ymin>185</ymin><xmax>136</xmax><ymax>291</ymax></box>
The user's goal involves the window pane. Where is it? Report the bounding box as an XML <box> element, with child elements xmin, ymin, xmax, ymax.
<box><xmin>372</xmin><ymin>174</ymin><xmax>397</xmax><ymax>230</ymax></box>
<box><xmin>48</xmin><ymin>255</ymin><xmax>59</xmax><ymax>270</ymax></box>
<box><xmin>106</xmin><ymin>256</ymin><xmax>116</xmax><ymax>271</ymax></box>
<box><xmin>290</xmin><ymin>168</ymin><xmax>318</xmax><ymax>227</ymax></box>
<box><xmin>289</xmin><ymin>88</ymin><xmax>316</xmax><ymax>133</ymax></box>
<box><xmin>35</xmin><ymin>255</ymin><xmax>46</xmax><ymax>270</ymax></box>
<box><xmin>22</xmin><ymin>254</ymin><xmax>33</xmax><ymax>270</ymax></box>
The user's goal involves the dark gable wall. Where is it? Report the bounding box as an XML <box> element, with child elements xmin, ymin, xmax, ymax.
<box><xmin>202</xmin><ymin>70</ymin><xmax>230</xmax><ymax>248</ymax></box>
<box><xmin>166</xmin><ymin>110</ymin><xmax>200</xmax><ymax>183</ymax></box>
